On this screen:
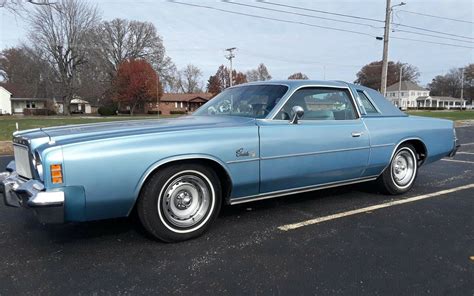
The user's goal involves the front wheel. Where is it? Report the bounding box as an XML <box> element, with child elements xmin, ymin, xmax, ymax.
<box><xmin>137</xmin><ymin>163</ymin><xmax>222</xmax><ymax>242</ymax></box>
<box><xmin>377</xmin><ymin>144</ymin><xmax>418</xmax><ymax>195</ymax></box>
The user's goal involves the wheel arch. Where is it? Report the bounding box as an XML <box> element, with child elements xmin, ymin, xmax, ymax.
<box><xmin>392</xmin><ymin>137</ymin><xmax>428</xmax><ymax>166</ymax></box>
<box><xmin>129</xmin><ymin>155</ymin><xmax>233</xmax><ymax>215</ymax></box>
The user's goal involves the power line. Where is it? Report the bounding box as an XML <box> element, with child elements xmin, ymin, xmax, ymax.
<box><xmin>393</xmin><ymin>29</ymin><xmax>474</xmax><ymax>44</ymax></box>
<box><xmin>260</xmin><ymin>0</ymin><xmax>474</xmax><ymax>41</ymax></box>
<box><xmin>391</xmin><ymin>22</ymin><xmax>474</xmax><ymax>40</ymax></box>
<box><xmin>226</xmin><ymin>0</ymin><xmax>473</xmax><ymax>46</ymax></box>
<box><xmin>169</xmin><ymin>1</ymin><xmax>474</xmax><ymax>50</ymax></box>
<box><xmin>222</xmin><ymin>0</ymin><xmax>382</xmax><ymax>29</ymax></box>
<box><xmin>398</xmin><ymin>10</ymin><xmax>474</xmax><ymax>25</ymax></box>
<box><xmin>257</xmin><ymin>0</ymin><xmax>384</xmax><ymax>23</ymax></box>
<box><xmin>391</xmin><ymin>36</ymin><xmax>474</xmax><ymax>49</ymax></box>
<box><xmin>169</xmin><ymin>0</ymin><xmax>378</xmax><ymax>38</ymax></box>
<box><xmin>223</xmin><ymin>1</ymin><xmax>473</xmax><ymax>45</ymax></box>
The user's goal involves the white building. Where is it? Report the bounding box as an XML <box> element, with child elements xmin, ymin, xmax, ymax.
<box><xmin>55</xmin><ymin>98</ymin><xmax>92</xmax><ymax>114</ymax></box>
<box><xmin>11</xmin><ymin>98</ymin><xmax>48</xmax><ymax>114</ymax></box>
<box><xmin>386</xmin><ymin>81</ymin><xmax>430</xmax><ymax>109</ymax></box>
<box><xmin>416</xmin><ymin>96</ymin><xmax>466</xmax><ymax>109</ymax></box>
<box><xmin>0</xmin><ymin>86</ymin><xmax>12</xmax><ymax>115</ymax></box>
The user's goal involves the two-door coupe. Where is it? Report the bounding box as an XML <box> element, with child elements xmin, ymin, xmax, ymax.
<box><xmin>0</xmin><ymin>80</ymin><xmax>459</xmax><ymax>242</ymax></box>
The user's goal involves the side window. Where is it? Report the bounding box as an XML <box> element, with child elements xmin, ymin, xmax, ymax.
<box><xmin>357</xmin><ymin>90</ymin><xmax>378</xmax><ymax>114</ymax></box>
<box><xmin>276</xmin><ymin>87</ymin><xmax>357</xmax><ymax>121</ymax></box>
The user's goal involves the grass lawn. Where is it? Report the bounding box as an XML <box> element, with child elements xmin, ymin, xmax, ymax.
<box><xmin>0</xmin><ymin>115</ymin><xmax>179</xmax><ymax>141</ymax></box>
<box><xmin>407</xmin><ymin>110</ymin><xmax>474</xmax><ymax>121</ymax></box>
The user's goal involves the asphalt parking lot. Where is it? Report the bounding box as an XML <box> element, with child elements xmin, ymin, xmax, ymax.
<box><xmin>0</xmin><ymin>127</ymin><xmax>473</xmax><ymax>295</ymax></box>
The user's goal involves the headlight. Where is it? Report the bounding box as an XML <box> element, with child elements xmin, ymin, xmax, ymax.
<box><xmin>33</xmin><ymin>151</ymin><xmax>43</xmax><ymax>181</ymax></box>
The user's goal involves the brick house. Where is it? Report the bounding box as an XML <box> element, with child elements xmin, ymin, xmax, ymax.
<box><xmin>149</xmin><ymin>93</ymin><xmax>213</xmax><ymax>115</ymax></box>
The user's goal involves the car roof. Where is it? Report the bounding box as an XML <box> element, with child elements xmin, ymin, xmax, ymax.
<box><xmin>240</xmin><ymin>80</ymin><xmax>348</xmax><ymax>88</ymax></box>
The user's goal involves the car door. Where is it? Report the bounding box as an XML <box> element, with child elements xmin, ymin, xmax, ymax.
<box><xmin>258</xmin><ymin>86</ymin><xmax>370</xmax><ymax>193</ymax></box>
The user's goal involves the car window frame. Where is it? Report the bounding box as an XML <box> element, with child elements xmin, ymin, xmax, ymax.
<box><xmin>269</xmin><ymin>85</ymin><xmax>361</xmax><ymax>121</ymax></box>
<box><xmin>356</xmin><ymin>89</ymin><xmax>381</xmax><ymax>115</ymax></box>
<box><xmin>195</xmin><ymin>83</ymin><xmax>291</xmax><ymax>119</ymax></box>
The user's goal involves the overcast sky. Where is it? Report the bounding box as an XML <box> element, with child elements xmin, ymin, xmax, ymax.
<box><xmin>1</xmin><ymin>0</ymin><xmax>473</xmax><ymax>88</ymax></box>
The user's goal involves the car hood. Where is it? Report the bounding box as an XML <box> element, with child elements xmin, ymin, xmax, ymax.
<box><xmin>16</xmin><ymin>116</ymin><xmax>256</xmax><ymax>148</ymax></box>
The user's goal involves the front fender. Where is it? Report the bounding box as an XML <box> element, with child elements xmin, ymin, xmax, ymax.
<box><xmin>132</xmin><ymin>153</ymin><xmax>233</xmax><ymax>200</ymax></box>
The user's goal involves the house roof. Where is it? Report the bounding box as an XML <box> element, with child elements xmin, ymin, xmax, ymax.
<box><xmin>386</xmin><ymin>81</ymin><xmax>427</xmax><ymax>92</ymax></box>
<box><xmin>70</xmin><ymin>98</ymin><xmax>90</xmax><ymax>104</ymax></box>
<box><xmin>160</xmin><ymin>93</ymin><xmax>213</xmax><ymax>102</ymax></box>
<box><xmin>0</xmin><ymin>86</ymin><xmax>12</xmax><ymax>95</ymax></box>
<box><xmin>10</xmin><ymin>97</ymin><xmax>48</xmax><ymax>101</ymax></box>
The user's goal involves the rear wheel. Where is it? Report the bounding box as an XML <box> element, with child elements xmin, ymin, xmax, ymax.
<box><xmin>137</xmin><ymin>163</ymin><xmax>222</xmax><ymax>242</ymax></box>
<box><xmin>377</xmin><ymin>144</ymin><xmax>418</xmax><ymax>195</ymax></box>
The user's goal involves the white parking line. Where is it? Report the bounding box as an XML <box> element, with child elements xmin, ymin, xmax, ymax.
<box><xmin>457</xmin><ymin>152</ymin><xmax>474</xmax><ymax>155</ymax></box>
<box><xmin>278</xmin><ymin>184</ymin><xmax>474</xmax><ymax>232</ymax></box>
<box><xmin>441</xmin><ymin>159</ymin><xmax>474</xmax><ymax>164</ymax></box>
<box><xmin>462</xmin><ymin>142</ymin><xmax>474</xmax><ymax>146</ymax></box>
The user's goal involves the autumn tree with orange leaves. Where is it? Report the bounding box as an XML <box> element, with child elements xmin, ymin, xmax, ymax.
<box><xmin>114</xmin><ymin>59</ymin><xmax>162</xmax><ymax>115</ymax></box>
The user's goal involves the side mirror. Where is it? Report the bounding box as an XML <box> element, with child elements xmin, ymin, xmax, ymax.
<box><xmin>290</xmin><ymin>106</ymin><xmax>304</xmax><ymax>124</ymax></box>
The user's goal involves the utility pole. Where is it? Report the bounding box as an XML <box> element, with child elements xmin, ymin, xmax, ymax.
<box><xmin>380</xmin><ymin>1</ymin><xmax>406</xmax><ymax>97</ymax></box>
<box><xmin>225</xmin><ymin>47</ymin><xmax>236</xmax><ymax>87</ymax></box>
<box><xmin>460</xmin><ymin>67</ymin><xmax>465</xmax><ymax>101</ymax></box>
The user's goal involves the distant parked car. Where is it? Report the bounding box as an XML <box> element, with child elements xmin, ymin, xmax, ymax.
<box><xmin>1</xmin><ymin>80</ymin><xmax>459</xmax><ymax>242</ymax></box>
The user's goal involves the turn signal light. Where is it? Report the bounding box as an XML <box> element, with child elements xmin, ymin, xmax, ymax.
<box><xmin>50</xmin><ymin>164</ymin><xmax>63</xmax><ymax>184</ymax></box>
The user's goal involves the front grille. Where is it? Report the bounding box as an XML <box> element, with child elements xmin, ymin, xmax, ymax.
<box><xmin>13</xmin><ymin>144</ymin><xmax>33</xmax><ymax>179</ymax></box>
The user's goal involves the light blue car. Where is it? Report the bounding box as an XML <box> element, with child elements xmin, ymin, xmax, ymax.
<box><xmin>0</xmin><ymin>80</ymin><xmax>459</xmax><ymax>242</ymax></box>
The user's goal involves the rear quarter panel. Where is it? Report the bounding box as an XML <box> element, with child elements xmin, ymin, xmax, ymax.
<box><xmin>362</xmin><ymin>115</ymin><xmax>455</xmax><ymax>176</ymax></box>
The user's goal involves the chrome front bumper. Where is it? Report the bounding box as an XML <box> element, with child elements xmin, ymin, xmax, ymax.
<box><xmin>0</xmin><ymin>161</ymin><xmax>64</xmax><ymax>223</ymax></box>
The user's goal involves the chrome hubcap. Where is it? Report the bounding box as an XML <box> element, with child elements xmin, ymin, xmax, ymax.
<box><xmin>161</xmin><ymin>174</ymin><xmax>211</xmax><ymax>228</ymax></box>
<box><xmin>391</xmin><ymin>149</ymin><xmax>416</xmax><ymax>187</ymax></box>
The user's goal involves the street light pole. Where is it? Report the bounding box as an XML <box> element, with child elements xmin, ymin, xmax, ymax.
<box><xmin>225</xmin><ymin>47</ymin><xmax>236</xmax><ymax>87</ymax></box>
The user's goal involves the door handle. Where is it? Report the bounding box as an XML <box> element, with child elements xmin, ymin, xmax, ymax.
<box><xmin>351</xmin><ymin>132</ymin><xmax>363</xmax><ymax>137</ymax></box>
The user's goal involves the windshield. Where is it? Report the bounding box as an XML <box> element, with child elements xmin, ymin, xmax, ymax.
<box><xmin>193</xmin><ymin>84</ymin><xmax>289</xmax><ymax>118</ymax></box>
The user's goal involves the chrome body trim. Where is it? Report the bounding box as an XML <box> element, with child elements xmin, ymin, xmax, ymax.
<box><xmin>226</xmin><ymin>144</ymin><xmax>393</xmax><ymax>164</ymax></box>
<box><xmin>268</xmin><ymin>83</ymin><xmax>362</xmax><ymax>120</ymax></box>
<box><xmin>260</xmin><ymin>146</ymin><xmax>371</xmax><ymax>161</ymax></box>
<box><xmin>226</xmin><ymin>158</ymin><xmax>260</xmax><ymax>164</ymax></box>
<box><xmin>370</xmin><ymin>143</ymin><xmax>395</xmax><ymax>148</ymax></box>
<box><xmin>0</xmin><ymin>161</ymin><xmax>64</xmax><ymax>223</ymax></box>
<box><xmin>230</xmin><ymin>175</ymin><xmax>378</xmax><ymax>205</ymax></box>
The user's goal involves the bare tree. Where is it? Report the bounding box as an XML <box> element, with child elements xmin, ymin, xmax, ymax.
<box><xmin>95</xmin><ymin>18</ymin><xmax>176</xmax><ymax>89</ymax></box>
<box><xmin>288</xmin><ymin>72</ymin><xmax>309</xmax><ymax>80</ymax></box>
<box><xmin>246</xmin><ymin>63</ymin><xmax>272</xmax><ymax>82</ymax></box>
<box><xmin>177</xmin><ymin>64</ymin><xmax>203</xmax><ymax>93</ymax></box>
<box><xmin>28</xmin><ymin>0</ymin><xmax>100</xmax><ymax>115</ymax></box>
<box><xmin>428</xmin><ymin>68</ymin><xmax>464</xmax><ymax>98</ymax></box>
<box><xmin>0</xmin><ymin>0</ymin><xmax>55</xmax><ymax>15</ymax></box>
<box><xmin>0</xmin><ymin>46</ymin><xmax>56</xmax><ymax>98</ymax></box>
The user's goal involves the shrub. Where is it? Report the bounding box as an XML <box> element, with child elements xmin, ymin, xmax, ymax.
<box><xmin>23</xmin><ymin>108</ymin><xmax>57</xmax><ymax>116</ymax></box>
<box><xmin>170</xmin><ymin>110</ymin><xmax>187</xmax><ymax>115</ymax></box>
<box><xmin>98</xmin><ymin>106</ymin><xmax>117</xmax><ymax>116</ymax></box>
<box><xmin>147</xmin><ymin>110</ymin><xmax>162</xmax><ymax>115</ymax></box>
